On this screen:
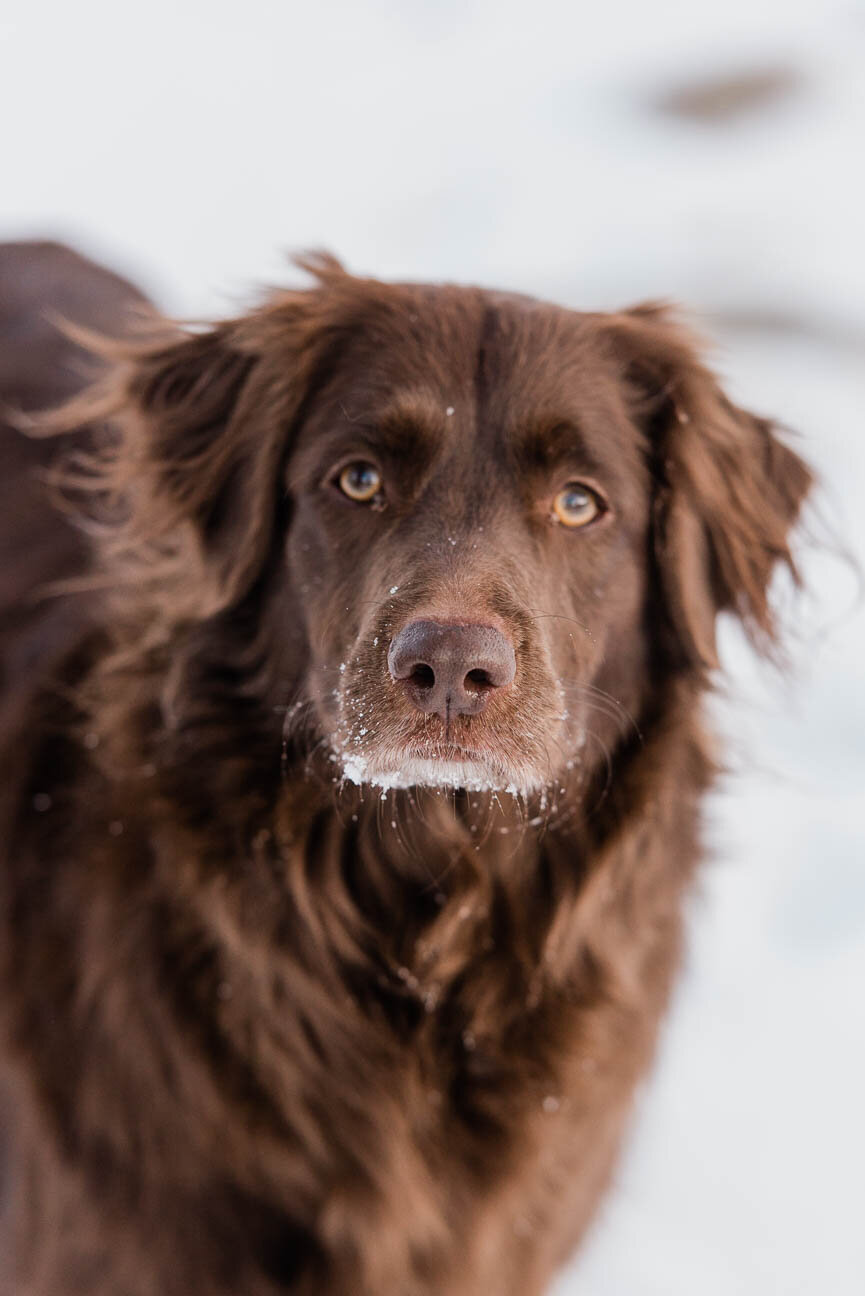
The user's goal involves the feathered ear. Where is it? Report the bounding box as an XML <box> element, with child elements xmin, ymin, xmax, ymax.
<box><xmin>120</xmin><ymin>323</ymin><xmax>273</xmax><ymax>606</ymax></box>
<box><xmin>604</xmin><ymin>304</ymin><xmax>813</xmax><ymax>670</ymax></box>
<box><xmin>50</xmin><ymin>280</ymin><xmax>344</xmax><ymax>617</ymax></box>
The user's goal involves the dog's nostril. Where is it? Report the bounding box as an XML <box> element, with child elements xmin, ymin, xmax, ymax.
<box><xmin>409</xmin><ymin>664</ymin><xmax>435</xmax><ymax>689</ymax></box>
<box><xmin>465</xmin><ymin>668</ymin><xmax>492</xmax><ymax>690</ymax></box>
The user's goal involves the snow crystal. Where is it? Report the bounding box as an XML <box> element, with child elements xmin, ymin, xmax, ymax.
<box><xmin>337</xmin><ymin>755</ymin><xmax>542</xmax><ymax>794</ymax></box>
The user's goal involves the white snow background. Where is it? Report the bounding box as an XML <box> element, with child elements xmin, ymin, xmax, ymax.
<box><xmin>2</xmin><ymin>2</ymin><xmax>863</xmax><ymax>1291</ymax></box>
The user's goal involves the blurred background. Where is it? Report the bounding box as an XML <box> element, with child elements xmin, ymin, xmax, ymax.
<box><xmin>2</xmin><ymin>1</ymin><xmax>863</xmax><ymax>1292</ymax></box>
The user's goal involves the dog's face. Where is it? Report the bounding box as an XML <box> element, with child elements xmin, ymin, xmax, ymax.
<box><xmin>283</xmin><ymin>291</ymin><xmax>653</xmax><ymax>793</ymax></box>
<box><xmin>104</xmin><ymin>263</ymin><xmax>811</xmax><ymax>802</ymax></box>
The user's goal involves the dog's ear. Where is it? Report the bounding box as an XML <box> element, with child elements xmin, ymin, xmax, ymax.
<box><xmin>604</xmin><ymin>304</ymin><xmax>813</xmax><ymax>670</ymax></box>
<box><xmin>120</xmin><ymin>322</ymin><xmax>276</xmax><ymax>607</ymax></box>
<box><xmin>60</xmin><ymin>282</ymin><xmax>345</xmax><ymax>615</ymax></box>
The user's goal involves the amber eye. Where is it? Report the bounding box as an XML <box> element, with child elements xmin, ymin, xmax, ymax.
<box><xmin>552</xmin><ymin>482</ymin><xmax>604</xmax><ymax>528</ymax></box>
<box><xmin>337</xmin><ymin>462</ymin><xmax>382</xmax><ymax>503</ymax></box>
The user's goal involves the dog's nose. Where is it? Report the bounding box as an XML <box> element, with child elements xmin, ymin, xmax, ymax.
<box><xmin>387</xmin><ymin>620</ymin><xmax>516</xmax><ymax>719</ymax></box>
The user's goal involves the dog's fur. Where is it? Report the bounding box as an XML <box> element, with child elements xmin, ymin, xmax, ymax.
<box><xmin>0</xmin><ymin>242</ymin><xmax>812</xmax><ymax>1296</ymax></box>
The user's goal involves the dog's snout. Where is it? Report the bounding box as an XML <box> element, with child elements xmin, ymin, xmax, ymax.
<box><xmin>387</xmin><ymin>620</ymin><xmax>516</xmax><ymax>719</ymax></box>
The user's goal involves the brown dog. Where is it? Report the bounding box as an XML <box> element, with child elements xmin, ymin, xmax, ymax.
<box><xmin>0</xmin><ymin>242</ymin><xmax>811</xmax><ymax>1295</ymax></box>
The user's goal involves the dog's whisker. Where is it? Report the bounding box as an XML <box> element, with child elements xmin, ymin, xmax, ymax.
<box><xmin>525</xmin><ymin>610</ymin><xmax>596</xmax><ymax>642</ymax></box>
<box><xmin>557</xmin><ymin>681</ymin><xmax>644</xmax><ymax>744</ymax></box>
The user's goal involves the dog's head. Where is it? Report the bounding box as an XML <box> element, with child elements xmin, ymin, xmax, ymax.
<box><xmin>83</xmin><ymin>260</ymin><xmax>811</xmax><ymax>801</ymax></box>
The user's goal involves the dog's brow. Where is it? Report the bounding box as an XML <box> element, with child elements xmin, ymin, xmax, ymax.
<box><xmin>341</xmin><ymin>390</ymin><xmax>444</xmax><ymax>455</ymax></box>
<box><xmin>514</xmin><ymin>419</ymin><xmax>605</xmax><ymax>473</ymax></box>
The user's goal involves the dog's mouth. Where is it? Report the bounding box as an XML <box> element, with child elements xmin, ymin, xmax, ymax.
<box><xmin>335</xmin><ymin>740</ymin><xmax>545</xmax><ymax>795</ymax></box>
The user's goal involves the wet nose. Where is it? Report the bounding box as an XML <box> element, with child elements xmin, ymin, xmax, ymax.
<box><xmin>387</xmin><ymin>620</ymin><xmax>516</xmax><ymax>719</ymax></box>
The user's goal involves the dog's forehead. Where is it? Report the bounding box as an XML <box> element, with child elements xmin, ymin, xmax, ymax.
<box><xmin>353</xmin><ymin>282</ymin><xmax>602</xmax><ymax>390</ymax></box>
<box><xmin>307</xmin><ymin>282</ymin><xmax>633</xmax><ymax>457</ymax></box>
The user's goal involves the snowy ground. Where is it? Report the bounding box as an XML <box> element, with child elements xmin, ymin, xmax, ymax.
<box><xmin>2</xmin><ymin>2</ymin><xmax>863</xmax><ymax>1291</ymax></box>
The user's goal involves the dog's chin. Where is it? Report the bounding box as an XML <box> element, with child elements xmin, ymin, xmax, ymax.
<box><xmin>338</xmin><ymin>750</ymin><xmax>543</xmax><ymax>796</ymax></box>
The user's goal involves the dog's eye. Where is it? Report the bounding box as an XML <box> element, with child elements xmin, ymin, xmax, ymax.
<box><xmin>552</xmin><ymin>482</ymin><xmax>604</xmax><ymax>528</ymax></box>
<box><xmin>337</xmin><ymin>462</ymin><xmax>383</xmax><ymax>504</ymax></box>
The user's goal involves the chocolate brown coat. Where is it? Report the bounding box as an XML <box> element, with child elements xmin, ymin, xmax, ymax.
<box><xmin>0</xmin><ymin>243</ymin><xmax>812</xmax><ymax>1295</ymax></box>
